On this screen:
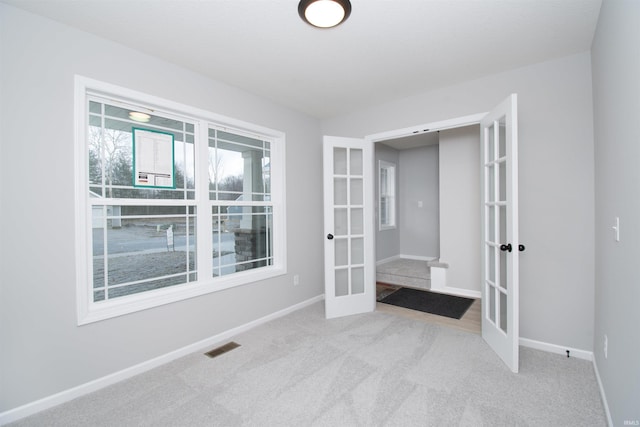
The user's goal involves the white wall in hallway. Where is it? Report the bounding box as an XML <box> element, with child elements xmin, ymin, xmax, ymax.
<box><xmin>398</xmin><ymin>145</ymin><xmax>439</xmax><ymax>258</ymax></box>
<box><xmin>439</xmin><ymin>125</ymin><xmax>481</xmax><ymax>292</ymax></box>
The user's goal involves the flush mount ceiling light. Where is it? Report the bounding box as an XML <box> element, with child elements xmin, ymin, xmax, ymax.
<box><xmin>298</xmin><ymin>0</ymin><xmax>352</xmax><ymax>28</ymax></box>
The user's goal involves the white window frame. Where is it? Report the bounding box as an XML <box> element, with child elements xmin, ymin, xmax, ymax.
<box><xmin>74</xmin><ymin>76</ymin><xmax>286</xmax><ymax>325</ymax></box>
<box><xmin>378</xmin><ymin>160</ymin><xmax>396</xmax><ymax>230</ymax></box>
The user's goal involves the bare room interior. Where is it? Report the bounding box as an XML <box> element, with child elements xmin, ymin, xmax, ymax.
<box><xmin>1</xmin><ymin>0</ymin><xmax>638</xmax><ymax>426</ymax></box>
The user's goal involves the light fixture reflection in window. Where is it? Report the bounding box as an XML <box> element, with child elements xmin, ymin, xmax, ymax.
<box><xmin>129</xmin><ymin>111</ymin><xmax>151</xmax><ymax>123</ymax></box>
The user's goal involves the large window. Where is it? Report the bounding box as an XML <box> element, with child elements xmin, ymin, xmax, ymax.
<box><xmin>75</xmin><ymin>77</ymin><xmax>285</xmax><ymax>324</ymax></box>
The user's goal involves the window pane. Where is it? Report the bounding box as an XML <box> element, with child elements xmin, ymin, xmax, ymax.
<box><xmin>335</xmin><ymin>208</ymin><xmax>348</xmax><ymax>236</ymax></box>
<box><xmin>351</xmin><ymin>237</ymin><xmax>364</xmax><ymax>264</ymax></box>
<box><xmin>335</xmin><ymin>269</ymin><xmax>348</xmax><ymax>297</ymax></box>
<box><xmin>335</xmin><ymin>238</ymin><xmax>348</xmax><ymax>266</ymax></box>
<box><xmin>334</xmin><ymin>147</ymin><xmax>347</xmax><ymax>175</ymax></box>
<box><xmin>88</xmin><ymin>101</ymin><xmax>195</xmax><ymax>200</ymax></box>
<box><xmin>351</xmin><ymin>178</ymin><xmax>363</xmax><ymax>205</ymax></box>
<box><xmin>209</xmin><ymin>128</ymin><xmax>270</xmax><ymax>201</ymax></box>
<box><xmin>92</xmin><ymin>206</ymin><xmax>196</xmax><ymax>301</ymax></box>
<box><xmin>500</xmin><ymin>290</ymin><xmax>508</xmax><ymax>333</ymax></box>
<box><xmin>352</xmin><ymin>267</ymin><xmax>364</xmax><ymax>294</ymax></box>
<box><xmin>380</xmin><ymin>197</ymin><xmax>388</xmax><ymax>226</ymax></box>
<box><xmin>334</xmin><ymin>178</ymin><xmax>347</xmax><ymax>205</ymax></box>
<box><xmin>212</xmin><ymin>205</ymin><xmax>273</xmax><ymax>277</ymax></box>
<box><xmin>350</xmin><ymin>149</ymin><xmax>363</xmax><ymax>175</ymax></box>
<box><xmin>379</xmin><ymin>162</ymin><xmax>395</xmax><ymax>229</ymax></box>
<box><xmin>351</xmin><ymin>208</ymin><xmax>363</xmax><ymax>234</ymax></box>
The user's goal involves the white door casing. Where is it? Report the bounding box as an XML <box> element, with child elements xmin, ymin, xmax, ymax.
<box><xmin>480</xmin><ymin>94</ymin><xmax>520</xmax><ymax>373</ymax></box>
<box><xmin>323</xmin><ymin>136</ymin><xmax>375</xmax><ymax>319</ymax></box>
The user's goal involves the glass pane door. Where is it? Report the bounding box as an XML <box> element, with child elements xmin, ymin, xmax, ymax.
<box><xmin>323</xmin><ymin>136</ymin><xmax>375</xmax><ymax>319</ymax></box>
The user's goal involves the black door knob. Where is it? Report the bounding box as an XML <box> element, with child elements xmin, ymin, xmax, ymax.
<box><xmin>519</xmin><ymin>244</ymin><xmax>525</xmax><ymax>252</ymax></box>
<box><xmin>327</xmin><ymin>234</ymin><xmax>334</xmax><ymax>240</ymax></box>
<box><xmin>500</xmin><ymin>243</ymin><xmax>512</xmax><ymax>252</ymax></box>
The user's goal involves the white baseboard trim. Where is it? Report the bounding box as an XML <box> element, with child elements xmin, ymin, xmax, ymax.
<box><xmin>592</xmin><ymin>358</ymin><xmax>613</xmax><ymax>427</ymax></box>
<box><xmin>399</xmin><ymin>254</ymin><xmax>437</xmax><ymax>262</ymax></box>
<box><xmin>377</xmin><ymin>254</ymin><xmax>439</xmax><ymax>266</ymax></box>
<box><xmin>376</xmin><ymin>255</ymin><xmax>401</xmax><ymax>266</ymax></box>
<box><xmin>519</xmin><ymin>337</ymin><xmax>593</xmax><ymax>361</ymax></box>
<box><xmin>440</xmin><ymin>285</ymin><xmax>481</xmax><ymax>299</ymax></box>
<box><xmin>0</xmin><ymin>294</ymin><xmax>324</xmax><ymax>425</ymax></box>
<box><xmin>520</xmin><ymin>338</ymin><xmax>612</xmax><ymax>426</ymax></box>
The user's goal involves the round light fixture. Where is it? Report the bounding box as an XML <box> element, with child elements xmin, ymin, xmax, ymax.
<box><xmin>298</xmin><ymin>0</ymin><xmax>352</xmax><ymax>28</ymax></box>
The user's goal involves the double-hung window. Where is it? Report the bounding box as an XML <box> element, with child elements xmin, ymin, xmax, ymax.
<box><xmin>75</xmin><ymin>77</ymin><xmax>285</xmax><ymax>324</ymax></box>
<box><xmin>378</xmin><ymin>160</ymin><xmax>396</xmax><ymax>230</ymax></box>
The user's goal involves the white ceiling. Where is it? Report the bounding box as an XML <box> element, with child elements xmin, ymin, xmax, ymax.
<box><xmin>3</xmin><ymin>0</ymin><xmax>602</xmax><ymax>119</ymax></box>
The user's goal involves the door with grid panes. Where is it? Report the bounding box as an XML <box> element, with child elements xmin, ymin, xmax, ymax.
<box><xmin>323</xmin><ymin>136</ymin><xmax>375</xmax><ymax>319</ymax></box>
<box><xmin>481</xmin><ymin>94</ymin><xmax>520</xmax><ymax>373</ymax></box>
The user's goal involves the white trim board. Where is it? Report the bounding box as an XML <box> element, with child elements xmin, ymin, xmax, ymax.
<box><xmin>376</xmin><ymin>255</ymin><xmax>437</xmax><ymax>266</ymax></box>
<box><xmin>439</xmin><ymin>286</ymin><xmax>481</xmax><ymax>299</ymax></box>
<box><xmin>0</xmin><ymin>295</ymin><xmax>324</xmax><ymax>425</ymax></box>
<box><xmin>592</xmin><ymin>358</ymin><xmax>614</xmax><ymax>427</ymax></box>
<box><xmin>399</xmin><ymin>254</ymin><xmax>437</xmax><ymax>262</ymax></box>
<box><xmin>519</xmin><ymin>337</ymin><xmax>593</xmax><ymax>361</ymax></box>
<box><xmin>519</xmin><ymin>338</ymin><xmax>611</xmax><ymax>426</ymax></box>
<box><xmin>376</xmin><ymin>255</ymin><xmax>401</xmax><ymax>266</ymax></box>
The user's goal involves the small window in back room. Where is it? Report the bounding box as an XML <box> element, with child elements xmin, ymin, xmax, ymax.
<box><xmin>379</xmin><ymin>160</ymin><xmax>396</xmax><ymax>230</ymax></box>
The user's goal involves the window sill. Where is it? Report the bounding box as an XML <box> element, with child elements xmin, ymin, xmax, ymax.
<box><xmin>77</xmin><ymin>265</ymin><xmax>286</xmax><ymax>325</ymax></box>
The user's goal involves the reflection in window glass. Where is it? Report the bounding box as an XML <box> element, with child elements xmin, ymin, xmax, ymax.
<box><xmin>92</xmin><ymin>206</ymin><xmax>197</xmax><ymax>301</ymax></box>
<box><xmin>211</xmin><ymin>205</ymin><xmax>273</xmax><ymax>277</ymax></box>
<box><xmin>89</xmin><ymin>98</ymin><xmax>197</xmax><ymax>303</ymax></box>
<box><xmin>208</xmin><ymin>128</ymin><xmax>271</xmax><ymax>201</ymax></box>
<box><xmin>207</xmin><ymin>127</ymin><xmax>274</xmax><ymax>280</ymax></box>
<box><xmin>88</xmin><ymin>101</ymin><xmax>195</xmax><ymax>200</ymax></box>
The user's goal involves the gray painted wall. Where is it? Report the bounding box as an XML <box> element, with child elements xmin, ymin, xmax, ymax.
<box><xmin>591</xmin><ymin>0</ymin><xmax>640</xmax><ymax>424</ymax></box>
<box><xmin>439</xmin><ymin>126</ymin><xmax>481</xmax><ymax>292</ymax></box>
<box><xmin>374</xmin><ymin>144</ymin><xmax>400</xmax><ymax>262</ymax></box>
<box><xmin>398</xmin><ymin>145</ymin><xmax>440</xmax><ymax>258</ymax></box>
<box><xmin>0</xmin><ymin>4</ymin><xmax>323</xmax><ymax>412</ymax></box>
<box><xmin>323</xmin><ymin>52</ymin><xmax>596</xmax><ymax>352</ymax></box>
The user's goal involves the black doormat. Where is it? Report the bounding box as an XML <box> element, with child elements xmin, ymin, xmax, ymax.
<box><xmin>379</xmin><ymin>287</ymin><xmax>475</xmax><ymax>319</ymax></box>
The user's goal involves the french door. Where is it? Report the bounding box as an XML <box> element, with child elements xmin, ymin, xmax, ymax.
<box><xmin>322</xmin><ymin>95</ymin><xmax>520</xmax><ymax>374</ymax></box>
<box><xmin>480</xmin><ymin>94</ymin><xmax>520</xmax><ymax>373</ymax></box>
<box><xmin>322</xmin><ymin>136</ymin><xmax>375</xmax><ymax>319</ymax></box>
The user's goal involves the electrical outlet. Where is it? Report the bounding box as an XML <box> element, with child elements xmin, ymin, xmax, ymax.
<box><xmin>604</xmin><ymin>334</ymin><xmax>608</xmax><ymax>359</ymax></box>
<box><xmin>293</xmin><ymin>274</ymin><xmax>300</xmax><ymax>286</ymax></box>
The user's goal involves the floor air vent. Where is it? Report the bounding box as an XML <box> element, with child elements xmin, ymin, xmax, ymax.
<box><xmin>204</xmin><ymin>342</ymin><xmax>240</xmax><ymax>358</ymax></box>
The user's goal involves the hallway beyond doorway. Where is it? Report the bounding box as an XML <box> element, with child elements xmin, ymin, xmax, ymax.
<box><xmin>376</xmin><ymin>258</ymin><xmax>481</xmax><ymax>334</ymax></box>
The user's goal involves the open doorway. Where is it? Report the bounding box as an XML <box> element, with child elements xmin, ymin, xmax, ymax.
<box><xmin>323</xmin><ymin>95</ymin><xmax>520</xmax><ymax>371</ymax></box>
<box><xmin>373</xmin><ymin>124</ymin><xmax>482</xmax><ymax>333</ymax></box>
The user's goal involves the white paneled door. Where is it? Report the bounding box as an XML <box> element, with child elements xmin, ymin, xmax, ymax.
<box><xmin>323</xmin><ymin>136</ymin><xmax>375</xmax><ymax>319</ymax></box>
<box><xmin>480</xmin><ymin>94</ymin><xmax>521</xmax><ymax>373</ymax></box>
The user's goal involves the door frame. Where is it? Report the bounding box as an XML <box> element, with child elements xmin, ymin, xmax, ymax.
<box><xmin>365</xmin><ymin>113</ymin><xmax>487</xmax><ymax>281</ymax></box>
<box><xmin>366</xmin><ymin>113</ymin><xmax>489</xmax><ymax>271</ymax></box>
<box><xmin>365</xmin><ymin>107</ymin><xmax>522</xmax><ymax>372</ymax></box>
<box><xmin>366</xmin><ymin>113</ymin><xmax>487</xmax><ymax>144</ymax></box>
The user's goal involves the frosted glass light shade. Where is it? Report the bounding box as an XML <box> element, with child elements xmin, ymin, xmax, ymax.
<box><xmin>298</xmin><ymin>0</ymin><xmax>352</xmax><ymax>28</ymax></box>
